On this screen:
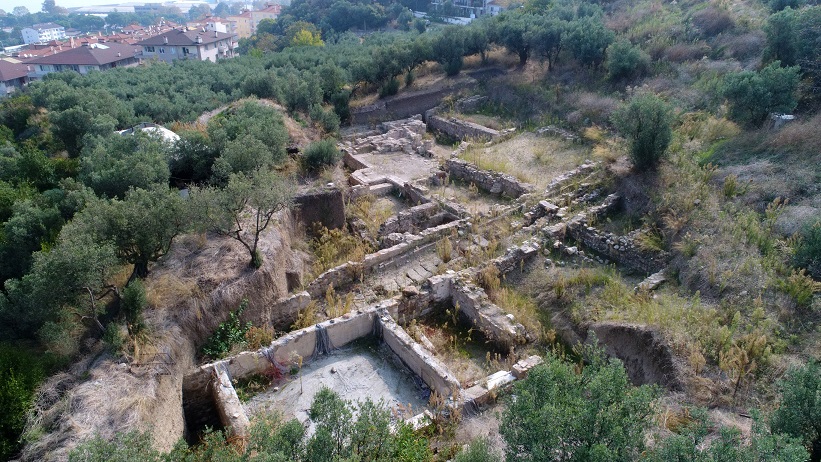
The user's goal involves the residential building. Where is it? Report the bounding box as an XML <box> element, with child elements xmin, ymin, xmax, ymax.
<box><xmin>0</xmin><ymin>60</ymin><xmax>29</xmax><ymax>96</ymax></box>
<box><xmin>249</xmin><ymin>4</ymin><xmax>282</xmax><ymax>33</ymax></box>
<box><xmin>21</xmin><ymin>23</ymin><xmax>67</xmax><ymax>44</ymax></box>
<box><xmin>24</xmin><ymin>42</ymin><xmax>141</xmax><ymax>79</ymax></box>
<box><xmin>227</xmin><ymin>11</ymin><xmax>252</xmax><ymax>39</ymax></box>
<box><xmin>137</xmin><ymin>29</ymin><xmax>238</xmax><ymax>63</ymax></box>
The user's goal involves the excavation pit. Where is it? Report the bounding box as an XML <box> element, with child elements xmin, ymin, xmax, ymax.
<box><xmin>243</xmin><ymin>339</ymin><xmax>430</xmax><ymax>429</ymax></box>
<box><xmin>411</xmin><ymin>312</ymin><xmax>508</xmax><ymax>386</ymax></box>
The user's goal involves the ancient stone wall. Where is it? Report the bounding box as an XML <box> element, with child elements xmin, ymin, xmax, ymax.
<box><xmin>379</xmin><ymin>202</ymin><xmax>456</xmax><ymax>240</ymax></box>
<box><xmin>378</xmin><ymin>311</ymin><xmax>462</xmax><ymax>397</ymax></box>
<box><xmin>427</xmin><ymin>115</ymin><xmax>500</xmax><ymax>141</ymax></box>
<box><xmin>451</xmin><ymin>277</ymin><xmax>528</xmax><ymax>351</ymax></box>
<box><xmin>445</xmin><ymin>159</ymin><xmax>535</xmax><ymax>198</ymax></box>
<box><xmin>293</xmin><ymin>187</ymin><xmax>346</xmax><ymax>231</ymax></box>
<box><xmin>305</xmin><ymin>220</ymin><xmax>464</xmax><ymax>298</ymax></box>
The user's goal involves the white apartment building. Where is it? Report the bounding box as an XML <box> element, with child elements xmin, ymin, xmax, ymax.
<box><xmin>21</xmin><ymin>23</ymin><xmax>67</xmax><ymax>44</ymax></box>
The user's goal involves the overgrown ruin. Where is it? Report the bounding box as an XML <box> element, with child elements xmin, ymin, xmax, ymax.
<box><xmin>179</xmin><ymin>98</ymin><xmax>679</xmax><ymax>443</ymax></box>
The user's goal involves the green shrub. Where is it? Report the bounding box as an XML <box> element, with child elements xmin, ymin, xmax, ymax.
<box><xmin>301</xmin><ymin>139</ymin><xmax>341</xmax><ymax>173</ymax></box>
<box><xmin>793</xmin><ymin>221</ymin><xmax>821</xmax><ymax>279</ymax></box>
<box><xmin>771</xmin><ymin>361</ymin><xmax>821</xmax><ymax>461</ymax></box>
<box><xmin>454</xmin><ymin>438</ymin><xmax>501</xmax><ymax>462</ymax></box>
<box><xmin>121</xmin><ymin>280</ymin><xmax>147</xmax><ymax>336</ymax></box>
<box><xmin>379</xmin><ymin>78</ymin><xmax>400</xmax><ymax>98</ymax></box>
<box><xmin>500</xmin><ymin>338</ymin><xmax>659</xmax><ymax>462</ymax></box>
<box><xmin>605</xmin><ymin>39</ymin><xmax>650</xmax><ymax>81</ymax></box>
<box><xmin>201</xmin><ymin>299</ymin><xmax>251</xmax><ymax>359</ymax></box>
<box><xmin>102</xmin><ymin>323</ymin><xmax>125</xmax><ymax>355</ymax></box>
<box><xmin>69</xmin><ymin>431</ymin><xmax>163</xmax><ymax>462</ymax></box>
<box><xmin>0</xmin><ymin>343</ymin><xmax>59</xmax><ymax>461</ymax></box>
<box><xmin>612</xmin><ymin>93</ymin><xmax>673</xmax><ymax>170</ymax></box>
<box><xmin>72</xmin><ymin>387</ymin><xmax>432</xmax><ymax>462</ymax></box>
<box><xmin>646</xmin><ymin>407</ymin><xmax>808</xmax><ymax>461</ymax></box>
<box><xmin>721</xmin><ymin>62</ymin><xmax>800</xmax><ymax>126</ymax></box>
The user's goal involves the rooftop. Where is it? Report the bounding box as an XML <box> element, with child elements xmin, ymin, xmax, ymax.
<box><xmin>23</xmin><ymin>43</ymin><xmax>141</xmax><ymax>66</ymax></box>
<box><xmin>136</xmin><ymin>29</ymin><xmax>235</xmax><ymax>46</ymax></box>
<box><xmin>29</xmin><ymin>23</ymin><xmax>64</xmax><ymax>31</ymax></box>
<box><xmin>0</xmin><ymin>60</ymin><xmax>29</xmax><ymax>81</ymax></box>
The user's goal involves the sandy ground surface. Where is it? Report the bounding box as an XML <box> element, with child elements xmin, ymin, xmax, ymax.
<box><xmin>244</xmin><ymin>340</ymin><xmax>430</xmax><ymax>430</ymax></box>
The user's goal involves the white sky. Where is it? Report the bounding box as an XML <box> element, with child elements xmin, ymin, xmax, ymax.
<box><xmin>1</xmin><ymin>0</ymin><xmax>137</xmax><ymax>14</ymax></box>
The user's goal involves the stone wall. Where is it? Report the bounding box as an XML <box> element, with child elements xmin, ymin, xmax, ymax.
<box><xmin>378</xmin><ymin>311</ymin><xmax>462</xmax><ymax>397</ymax></box>
<box><xmin>305</xmin><ymin>220</ymin><xmax>463</xmax><ymax>298</ymax></box>
<box><xmin>379</xmin><ymin>202</ymin><xmax>456</xmax><ymax>241</ymax></box>
<box><xmin>212</xmin><ymin>367</ymin><xmax>251</xmax><ymax>438</ymax></box>
<box><xmin>445</xmin><ymin>159</ymin><xmax>535</xmax><ymax>198</ymax></box>
<box><xmin>567</xmin><ymin>223</ymin><xmax>668</xmax><ymax>275</ymax></box>
<box><xmin>293</xmin><ymin>187</ymin><xmax>346</xmax><ymax>231</ymax></box>
<box><xmin>427</xmin><ymin>115</ymin><xmax>500</xmax><ymax>141</ymax></box>
<box><xmin>562</xmin><ymin>195</ymin><xmax>666</xmax><ymax>275</ymax></box>
<box><xmin>451</xmin><ymin>277</ymin><xmax>528</xmax><ymax>351</ymax></box>
<box><xmin>345</xmin><ymin>116</ymin><xmax>429</xmax><ymax>156</ymax></box>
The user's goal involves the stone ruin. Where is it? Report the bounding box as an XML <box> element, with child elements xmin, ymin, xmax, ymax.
<box><xmin>424</xmin><ymin>96</ymin><xmax>515</xmax><ymax>142</ymax></box>
<box><xmin>181</xmin><ymin>111</ymin><xmax>680</xmax><ymax>445</ymax></box>
<box><xmin>342</xmin><ymin>116</ymin><xmax>432</xmax><ymax>157</ymax></box>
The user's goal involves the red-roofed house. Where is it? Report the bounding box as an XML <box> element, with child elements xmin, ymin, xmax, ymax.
<box><xmin>24</xmin><ymin>42</ymin><xmax>141</xmax><ymax>79</ymax></box>
<box><xmin>0</xmin><ymin>60</ymin><xmax>30</xmax><ymax>96</ymax></box>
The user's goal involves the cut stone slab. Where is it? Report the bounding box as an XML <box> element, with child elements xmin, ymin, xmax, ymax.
<box><xmin>636</xmin><ymin>269</ymin><xmax>667</xmax><ymax>292</ymax></box>
<box><xmin>539</xmin><ymin>201</ymin><xmax>559</xmax><ymax>214</ymax></box>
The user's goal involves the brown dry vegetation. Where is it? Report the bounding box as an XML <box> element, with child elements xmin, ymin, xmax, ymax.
<box><xmin>22</xmin><ymin>212</ymin><xmax>313</xmax><ymax>460</ymax></box>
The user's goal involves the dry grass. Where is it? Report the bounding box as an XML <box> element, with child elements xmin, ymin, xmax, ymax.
<box><xmin>766</xmin><ymin>113</ymin><xmax>821</xmax><ymax>157</ymax></box>
<box><xmin>459</xmin><ymin>132</ymin><xmax>590</xmax><ymax>190</ymax></box>
<box><xmin>308</xmin><ymin>225</ymin><xmax>371</xmax><ymax>279</ymax></box>
<box><xmin>491</xmin><ymin>286</ymin><xmax>549</xmax><ymax>343</ymax></box>
<box><xmin>291</xmin><ymin>301</ymin><xmax>320</xmax><ymax>330</ymax></box>
<box><xmin>145</xmin><ymin>273</ymin><xmax>202</xmax><ymax>310</ymax></box>
<box><xmin>347</xmin><ymin>194</ymin><xmax>396</xmax><ymax>238</ymax></box>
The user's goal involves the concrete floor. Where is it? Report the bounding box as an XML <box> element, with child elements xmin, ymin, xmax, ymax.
<box><xmin>244</xmin><ymin>340</ymin><xmax>430</xmax><ymax>429</ymax></box>
<box><xmin>355</xmin><ymin>151</ymin><xmax>440</xmax><ymax>183</ymax></box>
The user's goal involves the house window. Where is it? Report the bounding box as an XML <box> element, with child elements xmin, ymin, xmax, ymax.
<box><xmin>170</xmin><ymin>47</ymin><xmax>176</xmax><ymax>54</ymax></box>
<box><xmin>145</xmin><ymin>46</ymin><xmax>155</xmax><ymax>52</ymax></box>
<box><xmin>39</xmin><ymin>65</ymin><xmax>46</xmax><ymax>72</ymax></box>
<box><xmin>182</xmin><ymin>47</ymin><xmax>191</xmax><ymax>55</ymax></box>
<box><xmin>159</xmin><ymin>47</ymin><xmax>165</xmax><ymax>54</ymax></box>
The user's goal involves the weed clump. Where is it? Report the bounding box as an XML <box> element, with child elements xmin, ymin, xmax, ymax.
<box><xmin>301</xmin><ymin>139</ymin><xmax>341</xmax><ymax>173</ymax></box>
<box><xmin>201</xmin><ymin>299</ymin><xmax>251</xmax><ymax>359</ymax></box>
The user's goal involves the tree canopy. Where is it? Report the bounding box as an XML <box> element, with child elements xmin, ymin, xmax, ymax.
<box><xmin>500</xmin><ymin>342</ymin><xmax>659</xmax><ymax>462</ymax></box>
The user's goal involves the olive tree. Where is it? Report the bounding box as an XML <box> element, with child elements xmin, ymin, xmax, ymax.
<box><xmin>771</xmin><ymin>361</ymin><xmax>821</xmax><ymax>461</ymax></box>
<box><xmin>69</xmin><ymin>186</ymin><xmax>190</xmax><ymax>282</ymax></box>
<box><xmin>500</xmin><ymin>340</ymin><xmax>659</xmax><ymax>462</ymax></box>
<box><xmin>79</xmin><ymin>132</ymin><xmax>171</xmax><ymax>199</ymax></box>
<box><xmin>612</xmin><ymin>93</ymin><xmax>673</xmax><ymax>171</ymax></box>
<box><xmin>721</xmin><ymin>61</ymin><xmax>800</xmax><ymax>126</ymax></box>
<box><xmin>191</xmin><ymin>168</ymin><xmax>295</xmax><ymax>268</ymax></box>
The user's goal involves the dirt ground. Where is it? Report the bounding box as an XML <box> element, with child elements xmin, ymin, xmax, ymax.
<box><xmin>243</xmin><ymin>340</ymin><xmax>430</xmax><ymax>431</ymax></box>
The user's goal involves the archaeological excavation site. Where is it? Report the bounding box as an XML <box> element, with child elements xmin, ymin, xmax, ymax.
<box><xmin>6</xmin><ymin>1</ymin><xmax>821</xmax><ymax>458</ymax></box>
<box><xmin>173</xmin><ymin>97</ymin><xmax>681</xmax><ymax>447</ymax></box>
